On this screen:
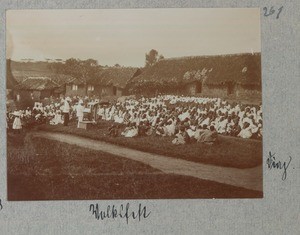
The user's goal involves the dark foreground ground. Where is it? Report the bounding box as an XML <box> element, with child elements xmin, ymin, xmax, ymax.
<box><xmin>7</xmin><ymin>132</ymin><xmax>262</xmax><ymax>200</ymax></box>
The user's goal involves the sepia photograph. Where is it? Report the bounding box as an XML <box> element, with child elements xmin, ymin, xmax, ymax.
<box><xmin>6</xmin><ymin>8</ymin><xmax>262</xmax><ymax>200</ymax></box>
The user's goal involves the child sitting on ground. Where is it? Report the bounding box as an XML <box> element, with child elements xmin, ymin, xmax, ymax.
<box><xmin>172</xmin><ymin>126</ymin><xmax>189</xmax><ymax>145</ymax></box>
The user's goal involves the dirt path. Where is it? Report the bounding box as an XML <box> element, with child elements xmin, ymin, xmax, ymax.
<box><xmin>31</xmin><ymin>131</ymin><xmax>263</xmax><ymax>192</ymax></box>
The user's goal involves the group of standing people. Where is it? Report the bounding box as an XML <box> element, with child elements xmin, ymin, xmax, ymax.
<box><xmin>7</xmin><ymin>96</ymin><xmax>75</xmax><ymax>132</ymax></box>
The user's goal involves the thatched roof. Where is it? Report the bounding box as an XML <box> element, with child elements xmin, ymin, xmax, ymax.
<box><xmin>12</xmin><ymin>70</ymin><xmax>75</xmax><ymax>86</ymax></box>
<box><xmin>9</xmin><ymin>61</ymin><xmax>76</xmax><ymax>87</ymax></box>
<box><xmin>89</xmin><ymin>67</ymin><xmax>141</xmax><ymax>88</ymax></box>
<box><xmin>65</xmin><ymin>77</ymin><xmax>86</xmax><ymax>85</ymax></box>
<box><xmin>15</xmin><ymin>77</ymin><xmax>60</xmax><ymax>91</ymax></box>
<box><xmin>130</xmin><ymin>53</ymin><xmax>261</xmax><ymax>86</ymax></box>
<box><xmin>48</xmin><ymin>74</ymin><xmax>76</xmax><ymax>85</ymax></box>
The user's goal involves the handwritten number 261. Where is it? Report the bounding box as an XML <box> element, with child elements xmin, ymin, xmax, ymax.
<box><xmin>263</xmin><ymin>6</ymin><xmax>283</xmax><ymax>19</ymax></box>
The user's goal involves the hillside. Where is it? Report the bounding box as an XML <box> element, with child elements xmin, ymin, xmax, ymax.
<box><xmin>9</xmin><ymin>61</ymin><xmax>74</xmax><ymax>85</ymax></box>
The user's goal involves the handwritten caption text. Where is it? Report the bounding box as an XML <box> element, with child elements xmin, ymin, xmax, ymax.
<box><xmin>89</xmin><ymin>203</ymin><xmax>150</xmax><ymax>224</ymax></box>
<box><xmin>266</xmin><ymin>151</ymin><xmax>292</xmax><ymax>180</ymax></box>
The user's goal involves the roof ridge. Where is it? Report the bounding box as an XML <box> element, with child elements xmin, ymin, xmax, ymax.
<box><xmin>48</xmin><ymin>78</ymin><xmax>60</xmax><ymax>86</ymax></box>
<box><xmin>162</xmin><ymin>52</ymin><xmax>261</xmax><ymax>61</ymax></box>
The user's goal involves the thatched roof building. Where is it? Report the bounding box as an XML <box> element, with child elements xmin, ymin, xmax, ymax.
<box><xmin>127</xmin><ymin>53</ymin><xmax>261</xmax><ymax>99</ymax></box>
<box><xmin>89</xmin><ymin>67</ymin><xmax>142</xmax><ymax>88</ymax></box>
<box><xmin>14</xmin><ymin>77</ymin><xmax>62</xmax><ymax>101</ymax></box>
<box><xmin>64</xmin><ymin>67</ymin><xmax>141</xmax><ymax>97</ymax></box>
<box><xmin>130</xmin><ymin>53</ymin><xmax>261</xmax><ymax>86</ymax></box>
<box><xmin>15</xmin><ymin>77</ymin><xmax>60</xmax><ymax>91</ymax></box>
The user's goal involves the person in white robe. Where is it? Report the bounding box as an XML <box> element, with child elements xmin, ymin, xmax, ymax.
<box><xmin>124</xmin><ymin>123</ymin><xmax>138</xmax><ymax>138</ymax></box>
<box><xmin>12</xmin><ymin>111</ymin><xmax>22</xmax><ymax>133</ymax></box>
<box><xmin>172</xmin><ymin>130</ymin><xmax>186</xmax><ymax>145</ymax></box>
<box><xmin>76</xmin><ymin>102</ymin><xmax>84</xmax><ymax>128</ymax></box>
<box><xmin>237</xmin><ymin>123</ymin><xmax>252</xmax><ymax>139</ymax></box>
<box><xmin>165</xmin><ymin>121</ymin><xmax>176</xmax><ymax>136</ymax></box>
<box><xmin>50</xmin><ymin>110</ymin><xmax>63</xmax><ymax>125</ymax></box>
<box><xmin>216</xmin><ymin>117</ymin><xmax>228</xmax><ymax>134</ymax></box>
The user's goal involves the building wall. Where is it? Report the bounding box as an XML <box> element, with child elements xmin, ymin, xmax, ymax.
<box><xmin>15</xmin><ymin>90</ymin><xmax>32</xmax><ymax>101</ymax></box>
<box><xmin>40</xmin><ymin>90</ymin><xmax>52</xmax><ymax>99</ymax></box>
<box><xmin>116</xmin><ymin>88</ymin><xmax>123</xmax><ymax>97</ymax></box>
<box><xmin>65</xmin><ymin>84</ymin><xmax>86</xmax><ymax>97</ymax></box>
<box><xmin>184</xmin><ymin>81</ymin><xmax>202</xmax><ymax>95</ymax></box>
<box><xmin>32</xmin><ymin>90</ymin><xmax>42</xmax><ymax>100</ymax></box>
<box><xmin>202</xmin><ymin>84</ymin><xmax>229</xmax><ymax>97</ymax></box>
<box><xmin>235</xmin><ymin>84</ymin><xmax>262</xmax><ymax>99</ymax></box>
<box><xmin>15</xmin><ymin>89</ymin><xmax>55</xmax><ymax>101</ymax></box>
<box><xmin>103</xmin><ymin>86</ymin><xmax>115</xmax><ymax>96</ymax></box>
<box><xmin>80</xmin><ymin>84</ymin><xmax>119</xmax><ymax>97</ymax></box>
<box><xmin>86</xmin><ymin>88</ymin><xmax>98</xmax><ymax>97</ymax></box>
<box><xmin>13</xmin><ymin>89</ymin><xmax>52</xmax><ymax>109</ymax></box>
<box><xmin>126</xmin><ymin>81</ymin><xmax>261</xmax><ymax>101</ymax></box>
<box><xmin>201</xmin><ymin>83</ymin><xmax>261</xmax><ymax>100</ymax></box>
<box><xmin>94</xmin><ymin>85</ymin><xmax>115</xmax><ymax>97</ymax></box>
<box><xmin>12</xmin><ymin>90</ymin><xmax>33</xmax><ymax>109</ymax></box>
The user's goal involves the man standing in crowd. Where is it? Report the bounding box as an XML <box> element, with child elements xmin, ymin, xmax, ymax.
<box><xmin>76</xmin><ymin>101</ymin><xmax>84</xmax><ymax>128</ymax></box>
<box><xmin>62</xmin><ymin>97</ymin><xmax>71</xmax><ymax>126</ymax></box>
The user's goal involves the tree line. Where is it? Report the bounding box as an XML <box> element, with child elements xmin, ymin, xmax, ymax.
<box><xmin>48</xmin><ymin>49</ymin><xmax>164</xmax><ymax>79</ymax></box>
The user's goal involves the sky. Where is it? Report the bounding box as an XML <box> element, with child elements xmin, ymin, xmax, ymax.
<box><xmin>6</xmin><ymin>8</ymin><xmax>261</xmax><ymax>67</ymax></box>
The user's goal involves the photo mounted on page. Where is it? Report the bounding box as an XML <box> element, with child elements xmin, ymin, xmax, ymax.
<box><xmin>6</xmin><ymin>8</ymin><xmax>262</xmax><ymax>200</ymax></box>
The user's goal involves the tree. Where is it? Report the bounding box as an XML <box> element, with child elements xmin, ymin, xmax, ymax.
<box><xmin>158</xmin><ymin>55</ymin><xmax>164</xmax><ymax>61</ymax></box>
<box><xmin>50</xmin><ymin>58</ymin><xmax>100</xmax><ymax>95</ymax></box>
<box><xmin>145</xmin><ymin>49</ymin><xmax>164</xmax><ymax>67</ymax></box>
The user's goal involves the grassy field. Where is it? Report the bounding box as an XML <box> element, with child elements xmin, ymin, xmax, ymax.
<box><xmin>7</xmin><ymin>133</ymin><xmax>262</xmax><ymax>200</ymax></box>
<box><xmin>37</xmin><ymin>120</ymin><xmax>262</xmax><ymax>169</ymax></box>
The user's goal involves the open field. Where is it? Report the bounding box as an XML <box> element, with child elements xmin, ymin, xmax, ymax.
<box><xmin>7</xmin><ymin>133</ymin><xmax>262</xmax><ymax>200</ymax></box>
<box><xmin>37</xmin><ymin>120</ymin><xmax>262</xmax><ymax>169</ymax></box>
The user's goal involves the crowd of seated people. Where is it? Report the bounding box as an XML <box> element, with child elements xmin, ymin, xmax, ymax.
<box><xmin>7</xmin><ymin>95</ymin><xmax>262</xmax><ymax>144</ymax></box>
<box><xmin>98</xmin><ymin>95</ymin><xmax>262</xmax><ymax>143</ymax></box>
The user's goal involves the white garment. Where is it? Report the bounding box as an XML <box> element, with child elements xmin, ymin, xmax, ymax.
<box><xmin>201</xmin><ymin>117</ymin><xmax>210</xmax><ymax>126</ymax></box>
<box><xmin>238</xmin><ymin>128</ymin><xmax>252</xmax><ymax>139</ymax></box>
<box><xmin>62</xmin><ymin>100</ymin><xmax>70</xmax><ymax>113</ymax></box>
<box><xmin>76</xmin><ymin>105</ymin><xmax>84</xmax><ymax>118</ymax></box>
<box><xmin>13</xmin><ymin>116</ymin><xmax>22</xmax><ymax>129</ymax></box>
<box><xmin>50</xmin><ymin>114</ymin><xmax>63</xmax><ymax>125</ymax></box>
<box><xmin>165</xmin><ymin>124</ymin><xmax>176</xmax><ymax>136</ymax></box>
<box><xmin>124</xmin><ymin>127</ymin><xmax>138</xmax><ymax>137</ymax></box>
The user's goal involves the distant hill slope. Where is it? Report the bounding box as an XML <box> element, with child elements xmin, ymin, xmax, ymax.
<box><xmin>9</xmin><ymin>61</ymin><xmax>141</xmax><ymax>88</ymax></box>
<box><xmin>9</xmin><ymin>61</ymin><xmax>74</xmax><ymax>85</ymax></box>
<box><xmin>10</xmin><ymin>61</ymin><xmax>53</xmax><ymax>73</ymax></box>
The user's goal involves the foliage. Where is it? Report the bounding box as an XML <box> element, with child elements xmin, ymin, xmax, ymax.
<box><xmin>145</xmin><ymin>49</ymin><xmax>164</xmax><ymax>68</ymax></box>
<box><xmin>183</xmin><ymin>68</ymin><xmax>209</xmax><ymax>81</ymax></box>
<box><xmin>49</xmin><ymin>58</ymin><xmax>100</xmax><ymax>82</ymax></box>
